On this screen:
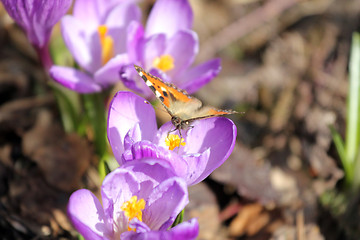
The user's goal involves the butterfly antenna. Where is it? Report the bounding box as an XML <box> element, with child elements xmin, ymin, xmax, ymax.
<box><xmin>153</xmin><ymin>102</ymin><xmax>168</xmax><ymax>114</ymax></box>
<box><xmin>174</xmin><ymin>130</ymin><xmax>181</xmax><ymax>153</ymax></box>
<box><xmin>175</xmin><ymin>129</ymin><xmax>182</xmax><ymax>153</ymax></box>
<box><xmin>167</xmin><ymin>129</ymin><xmax>172</xmax><ymax>138</ymax></box>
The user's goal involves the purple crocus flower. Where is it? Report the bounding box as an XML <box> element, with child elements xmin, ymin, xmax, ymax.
<box><xmin>107</xmin><ymin>91</ymin><xmax>237</xmax><ymax>186</ymax></box>
<box><xmin>120</xmin><ymin>0</ymin><xmax>221</xmax><ymax>98</ymax></box>
<box><xmin>68</xmin><ymin>160</ymin><xmax>199</xmax><ymax>240</ymax></box>
<box><xmin>1</xmin><ymin>0</ymin><xmax>72</xmax><ymax>69</ymax></box>
<box><xmin>49</xmin><ymin>0</ymin><xmax>141</xmax><ymax>93</ymax></box>
<box><xmin>122</xmin><ymin>218</ymin><xmax>199</xmax><ymax>240</ymax></box>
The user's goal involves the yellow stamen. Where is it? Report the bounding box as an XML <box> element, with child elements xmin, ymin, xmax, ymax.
<box><xmin>165</xmin><ymin>134</ymin><xmax>186</xmax><ymax>151</ymax></box>
<box><xmin>121</xmin><ymin>196</ymin><xmax>146</xmax><ymax>231</ymax></box>
<box><xmin>97</xmin><ymin>25</ymin><xmax>114</xmax><ymax>65</ymax></box>
<box><xmin>153</xmin><ymin>54</ymin><xmax>175</xmax><ymax>72</ymax></box>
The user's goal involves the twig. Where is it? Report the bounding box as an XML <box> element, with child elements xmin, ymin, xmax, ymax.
<box><xmin>198</xmin><ymin>0</ymin><xmax>335</xmax><ymax>60</ymax></box>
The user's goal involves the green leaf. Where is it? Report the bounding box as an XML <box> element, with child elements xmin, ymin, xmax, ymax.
<box><xmin>345</xmin><ymin>32</ymin><xmax>360</xmax><ymax>166</ymax></box>
<box><xmin>171</xmin><ymin>209</ymin><xmax>184</xmax><ymax>228</ymax></box>
<box><xmin>50</xmin><ymin>82</ymin><xmax>81</xmax><ymax>133</ymax></box>
<box><xmin>83</xmin><ymin>93</ymin><xmax>107</xmax><ymax>157</ymax></box>
<box><xmin>330</xmin><ymin>126</ymin><xmax>352</xmax><ymax>184</ymax></box>
<box><xmin>98</xmin><ymin>154</ymin><xmax>112</xmax><ymax>180</ymax></box>
<box><xmin>49</xmin><ymin>32</ymin><xmax>74</xmax><ymax>66</ymax></box>
<box><xmin>352</xmin><ymin>149</ymin><xmax>360</xmax><ymax>191</ymax></box>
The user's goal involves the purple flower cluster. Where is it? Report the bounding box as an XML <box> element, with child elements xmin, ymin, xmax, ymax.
<box><xmin>68</xmin><ymin>160</ymin><xmax>199</xmax><ymax>239</ymax></box>
<box><xmin>47</xmin><ymin>0</ymin><xmax>221</xmax><ymax>95</ymax></box>
<box><xmin>107</xmin><ymin>91</ymin><xmax>237</xmax><ymax>186</ymax></box>
<box><xmin>1</xmin><ymin>0</ymin><xmax>221</xmax><ymax>95</ymax></box>
<box><xmin>117</xmin><ymin>0</ymin><xmax>222</xmax><ymax>98</ymax></box>
<box><xmin>1</xmin><ymin>0</ymin><xmax>237</xmax><ymax>239</ymax></box>
<box><xmin>68</xmin><ymin>91</ymin><xmax>236</xmax><ymax>239</ymax></box>
<box><xmin>50</xmin><ymin>0</ymin><xmax>141</xmax><ymax>93</ymax></box>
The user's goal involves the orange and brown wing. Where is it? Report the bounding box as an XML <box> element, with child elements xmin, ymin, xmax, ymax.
<box><xmin>134</xmin><ymin>65</ymin><xmax>237</xmax><ymax>122</ymax></box>
<box><xmin>134</xmin><ymin>65</ymin><xmax>193</xmax><ymax>114</ymax></box>
<box><xmin>185</xmin><ymin>106</ymin><xmax>237</xmax><ymax>121</ymax></box>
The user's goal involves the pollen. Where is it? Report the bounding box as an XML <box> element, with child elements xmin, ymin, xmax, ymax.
<box><xmin>97</xmin><ymin>25</ymin><xmax>114</xmax><ymax>65</ymax></box>
<box><xmin>153</xmin><ymin>54</ymin><xmax>175</xmax><ymax>72</ymax></box>
<box><xmin>165</xmin><ymin>134</ymin><xmax>186</xmax><ymax>150</ymax></box>
<box><xmin>121</xmin><ymin>196</ymin><xmax>146</xmax><ymax>231</ymax></box>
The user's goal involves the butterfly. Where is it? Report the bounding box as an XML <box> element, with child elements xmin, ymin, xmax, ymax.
<box><xmin>134</xmin><ymin>65</ymin><xmax>237</xmax><ymax>134</ymax></box>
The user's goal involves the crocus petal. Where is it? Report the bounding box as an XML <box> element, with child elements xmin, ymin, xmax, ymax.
<box><xmin>127</xmin><ymin>21</ymin><xmax>145</xmax><ymax>63</ymax></box>
<box><xmin>121</xmin><ymin>141</ymin><xmax>189</xmax><ymax>178</ymax></box>
<box><xmin>143</xmin><ymin>34</ymin><xmax>166</xmax><ymax>69</ymax></box>
<box><xmin>32</xmin><ymin>0</ymin><xmax>72</xmax><ymax>47</ymax></box>
<box><xmin>145</xmin><ymin>0</ymin><xmax>193</xmax><ymax>38</ymax></box>
<box><xmin>154</xmin><ymin>122</ymin><xmax>211</xmax><ymax>185</ymax></box>
<box><xmin>155</xmin><ymin>118</ymin><xmax>236</xmax><ymax>185</ymax></box>
<box><xmin>121</xmin><ymin>160</ymin><xmax>185</xmax><ymax>216</ymax></box>
<box><xmin>122</xmin><ymin>218</ymin><xmax>198</xmax><ymax>240</ymax></box>
<box><xmin>68</xmin><ymin>189</ymin><xmax>112</xmax><ymax>240</ymax></box>
<box><xmin>118</xmin><ymin>23</ymin><xmax>145</xmax><ymax>94</ymax></box>
<box><xmin>128</xmin><ymin>219</ymin><xmax>151</xmax><ymax>233</ymax></box>
<box><xmin>107</xmin><ymin>92</ymin><xmax>157</xmax><ymax>161</ymax></box>
<box><xmin>169</xmin><ymin>218</ymin><xmax>199</xmax><ymax>240</ymax></box>
<box><xmin>73</xmin><ymin>0</ymin><xmax>126</xmax><ymax>29</ymax></box>
<box><xmin>2</xmin><ymin>0</ymin><xmax>72</xmax><ymax>48</ymax></box>
<box><xmin>101</xmin><ymin>168</ymin><xmax>141</xmax><ymax>216</ymax></box>
<box><xmin>165</xmin><ymin>30</ymin><xmax>198</xmax><ymax>77</ymax></box>
<box><xmin>61</xmin><ymin>15</ymin><xmax>102</xmax><ymax>73</ymax></box>
<box><xmin>105</xmin><ymin>2</ymin><xmax>141</xmax><ymax>29</ymax></box>
<box><xmin>122</xmin><ymin>159</ymin><xmax>179</xmax><ymax>188</ymax></box>
<box><xmin>185</xmin><ymin>118</ymin><xmax>237</xmax><ymax>182</ymax></box>
<box><xmin>123</xmin><ymin>123</ymin><xmax>142</xmax><ymax>152</ymax></box>
<box><xmin>50</xmin><ymin>66</ymin><xmax>102</xmax><ymax>93</ymax></box>
<box><xmin>106</xmin><ymin>3</ymin><xmax>141</xmax><ymax>54</ymax></box>
<box><xmin>94</xmin><ymin>54</ymin><xmax>129</xmax><ymax>86</ymax></box>
<box><xmin>119</xmin><ymin>64</ymin><xmax>148</xmax><ymax>95</ymax></box>
<box><xmin>178</xmin><ymin>58</ymin><xmax>221</xmax><ymax>94</ymax></box>
<box><xmin>182</xmin><ymin>149</ymin><xmax>210</xmax><ymax>185</ymax></box>
<box><xmin>72</xmin><ymin>0</ymin><xmax>101</xmax><ymax>30</ymax></box>
<box><xmin>1</xmin><ymin>0</ymin><xmax>31</xmax><ymax>31</ymax></box>
<box><xmin>108</xmin><ymin>27</ymin><xmax>128</xmax><ymax>55</ymax></box>
<box><xmin>143</xmin><ymin>177</ymin><xmax>189</xmax><ymax>230</ymax></box>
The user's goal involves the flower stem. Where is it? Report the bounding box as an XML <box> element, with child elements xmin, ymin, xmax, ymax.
<box><xmin>83</xmin><ymin>92</ymin><xmax>108</xmax><ymax>180</ymax></box>
<box><xmin>51</xmin><ymin>82</ymin><xmax>81</xmax><ymax>133</ymax></box>
<box><xmin>345</xmin><ymin>32</ymin><xmax>360</xmax><ymax>190</ymax></box>
<box><xmin>36</xmin><ymin>44</ymin><xmax>53</xmax><ymax>71</ymax></box>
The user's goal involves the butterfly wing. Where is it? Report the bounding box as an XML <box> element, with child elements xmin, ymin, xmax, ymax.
<box><xmin>185</xmin><ymin>106</ymin><xmax>237</xmax><ymax>121</ymax></box>
<box><xmin>134</xmin><ymin>65</ymin><xmax>236</xmax><ymax>122</ymax></box>
<box><xmin>134</xmin><ymin>65</ymin><xmax>199</xmax><ymax>115</ymax></box>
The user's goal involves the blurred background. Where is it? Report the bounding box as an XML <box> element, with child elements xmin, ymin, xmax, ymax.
<box><xmin>0</xmin><ymin>0</ymin><xmax>360</xmax><ymax>239</ymax></box>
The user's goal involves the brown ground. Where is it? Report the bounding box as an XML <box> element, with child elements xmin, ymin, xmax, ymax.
<box><xmin>0</xmin><ymin>0</ymin><xmax>360</xmax><ymax>239</ymax></box>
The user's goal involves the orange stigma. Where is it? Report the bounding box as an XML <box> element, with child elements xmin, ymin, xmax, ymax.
<box><xmin>121</xmin><ymin>196</ymin><xmax>146</xmax><ymax>231</ymax></box>
<box><xmin>165</xmin><ymin>134</ymin><xmax>186</xmax><ymax>150</ymax></box>
<box><xmin>153</xmin><ymin>54</ymin><xmax>175</xmax><ymax>72</ymax></box>
<box><xmin>97</xmin><ymin>25</ymin><xmax>114</xmax><ymax>65</ymax></box>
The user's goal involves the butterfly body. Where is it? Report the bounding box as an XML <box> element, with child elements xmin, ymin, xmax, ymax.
<box><xmin>134</xmin><ymin>65</ymin><xmax>237</xmax><ymax>131</ymax></box>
